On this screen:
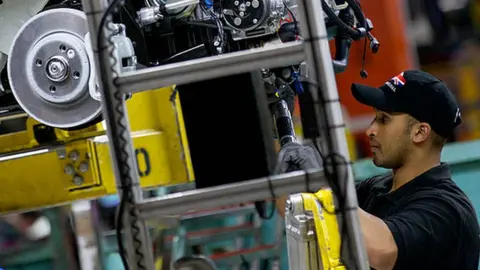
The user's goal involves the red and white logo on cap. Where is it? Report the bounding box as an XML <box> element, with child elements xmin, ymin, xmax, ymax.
<box><xmin>391</xmin><ymin>72</ymin><xmax>406</xmax><ymax>86</ymax></box>
<box><xmin>385</xmin><ymin>72</ymin><xmax>406</xmax><ymax>92</ymax></box>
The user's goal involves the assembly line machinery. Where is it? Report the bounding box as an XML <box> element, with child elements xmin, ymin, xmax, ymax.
<box><xmin>0</xmin><ymin>0</ymin><xmax>380</xmax><ymax>269</ymax></box>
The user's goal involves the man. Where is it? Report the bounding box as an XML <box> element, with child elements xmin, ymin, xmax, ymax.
<box><xmin>351</xmin><ymin>70</ymin><xmax>479</xmax><ymax>270</ymax></box>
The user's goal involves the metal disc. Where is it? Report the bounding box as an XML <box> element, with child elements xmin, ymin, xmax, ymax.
<box><xmin>8</xmin><ymin>8</ymin><xmax>102</xmax><ymax>129</ymax></box>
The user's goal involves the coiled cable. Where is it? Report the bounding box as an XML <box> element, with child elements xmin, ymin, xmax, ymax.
<box><xmin>96</xmin><ymin>1</ymin><xmax>147</xmax><ymax>269</ymax></box>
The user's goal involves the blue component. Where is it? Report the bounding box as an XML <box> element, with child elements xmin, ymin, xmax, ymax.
<box><xmin>292</xmin><ymin>71</ymin><xmax>304</xmax><ymax>94</ymax></box>
<box><xmin>205</xmin><ymin>0</ymin><xmax>214</xmax><ymax>9</ymax></box>
<box><xmin>98</xmin><ymin>195</ymin><xmax>120</xmax><ymax>208</ymax></box>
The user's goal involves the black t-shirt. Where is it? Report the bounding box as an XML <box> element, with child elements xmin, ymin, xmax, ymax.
<box><xmin>356</xmin><ymin>163</ymin><xmax>480</xmax><ymax>270</ymax></box>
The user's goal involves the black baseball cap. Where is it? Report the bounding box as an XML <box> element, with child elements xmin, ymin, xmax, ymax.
<box><xmin>351</xmin><ymin>70</ymin><xmax>462</xmax><ymax>138</ymax></box>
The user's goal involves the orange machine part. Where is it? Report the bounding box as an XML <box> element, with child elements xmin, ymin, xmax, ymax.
<box><xmin>334</xmin><ymin>0</ymin><xmax>416</xmax><ymax>118</ymax></box>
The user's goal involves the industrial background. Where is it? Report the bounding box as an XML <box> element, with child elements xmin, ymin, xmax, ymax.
<box><xmin>0</xmin><ymin>0</ymin><xmax>479</xmax><ymax>269</ymax></box>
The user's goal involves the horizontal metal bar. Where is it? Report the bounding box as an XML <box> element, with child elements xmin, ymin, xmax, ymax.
<box><xmin>0</xmin><ymin>112</ymin><xmax>27</xmax><ymax>122</ymax></box>
<box><xmin>180</xmin><ymin>204</ymin><xmax>256</xmax><ymax>220</ymax></box>
<box><xmin>138</xmin><ymin>169</ymin><xmax>326</xmax><ymax>219</ymax></box>
<box><xmin>0</xmin><ymin>145</ymin><xmax>65</xmax><ymax>162</ymax></box>
<box><xmin>117</xmin><ymin>41</ymin><xmax>305</xmax><ymax>94</ymax></box>
<box><xmin>147</xmin><ymin>204</ymin><xmax>257</xmax><ymax>225</ymax></box>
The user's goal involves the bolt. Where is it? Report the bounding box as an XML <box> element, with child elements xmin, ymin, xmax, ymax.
<box><xmin>78</xmin><ymin>161</ymin><xmax>89</xmax><ymax>173</ymax></box>
<box><xmin>239</xmin><ymin>11</ymin><xmax>244</xmax><ymax>16</ymax></box>
<box><xmin>69</xmin><ymin>150</ymin><xmax>79</xmax><ymax>161</ymax></box>
<box><xmin>286</xmin><ymin>199</ymin><xmax>293</xmax><ymax>213</ymax></box>
<box><xmin>234</xmin><ymin>17</ymin><xmax>242</xmax><ymax>26</ymax></box>
<box><xmin>67</xmin><ymin>49</ymin><xmax>76</xmax><ymax>59</ymax></box>
<box><xmin>239</xmin><ymin>3</ymin><xmax>246</xmax><ymax>11</ymax></box>
<box><xmin>246</xmin><ymin>1</ymin><xmax>251</xmax><ymax>6</ymax></box>
<box><xmin>253</xmin><ymin>18</ymin><xmax>258</xmax><ymax>24</ymax></box>
<box><xmin>252</xmin><ymin>0</ymin><xmax>259</xmax><ymax>8</ymax></box>
<box><xmin>57</xmin><ymin>149</ymin><xmax>67</xmax><ymax>159</ymax></box>
<box><xmin>73</xmin><ymin>175</ymin><xmax>84</xmax><ymax>186</ymax></box>
<box><xmin>234</xmin><ymin>0</ymin><xmax>239</xmax><ymax>5</ymax></box>
<box><xmin>49</xmin><ymin>62</ymin><xmax>63</xmax><ymax>75</ymax></box>
<box><xmin>64</xmin><ymin>164</ymin><xmax>75</xmax><ymax>175</ymax></box>
<box><xmin>45</xmin><ymin>56</ymin><xmax>69</xmax><ymax>82</ymax></box>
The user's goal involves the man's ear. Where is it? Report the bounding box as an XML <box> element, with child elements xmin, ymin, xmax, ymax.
<box><xmin>412</xmin><ymin>122</ymin><xmax>431</xmax><ymax>144</ymax></box>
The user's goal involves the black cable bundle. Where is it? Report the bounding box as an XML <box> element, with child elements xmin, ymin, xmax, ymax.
<box><xmin>94</xmin><ymin>0</ymin><xmax>371</xmax><ymax>269</ymax></box>
<box><xmin>96</xmin><ymin>1</ymin><xmax>146</xmax><ymax>270</ymax></box>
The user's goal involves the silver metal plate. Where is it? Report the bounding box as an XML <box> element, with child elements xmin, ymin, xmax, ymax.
<box><xmin>285</xmin><ymin>194</ymin><xmax>323</xmax><ymax>270</ymax></box>
<box><xmin>7</xmin><ymin>8</ymin><xmax>102</xmax><ymax>129</ymax></box>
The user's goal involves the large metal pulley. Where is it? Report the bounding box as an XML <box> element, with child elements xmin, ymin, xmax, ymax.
<box><xmin>8</xmin><ymin>8</ymin><xmax>102</xmax><ymax>129</ymax></box>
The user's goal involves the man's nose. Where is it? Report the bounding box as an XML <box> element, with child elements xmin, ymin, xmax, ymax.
<box><xmin>366</xmin><ymin>123</ymin><xmax>377</xmax><ymax>137</ymax></box>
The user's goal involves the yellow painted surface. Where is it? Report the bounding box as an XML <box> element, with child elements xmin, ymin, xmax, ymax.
<box><xmin>0</xmin><ymin>87</ymin><xmax>194</xmax><ymax>214</ymax></box>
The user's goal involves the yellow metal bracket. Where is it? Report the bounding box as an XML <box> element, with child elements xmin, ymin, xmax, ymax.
<box><xmin>0</xmin><ymin>86</ymin><xmax>194</xmax><ymax>214</ymax></box>
<box><xmin>301</xmin><ymin>189</ymin><xmax>345</xmax><ymax>270</ymax></box>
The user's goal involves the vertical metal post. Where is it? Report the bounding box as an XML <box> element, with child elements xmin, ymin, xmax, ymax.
<box><xmin>294</xmin><ymin>0</ymin><xmax>370</xmax><ymax>269</ymax></box>
<box><xmin>81</xmin><ymin>0</ymin><xmax>154</xmax><ymax>269</ymax></box>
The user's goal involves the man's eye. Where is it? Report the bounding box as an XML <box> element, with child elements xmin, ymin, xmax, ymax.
<box><xmin>375</xmin><ymin>116</ymin><xmax>389</xmax><ymax>124</ymax></box>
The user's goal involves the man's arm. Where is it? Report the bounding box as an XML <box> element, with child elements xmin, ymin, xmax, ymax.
<box><xmin>358</xmin><ymin>208</ymin><xmax>397</xmax><ymax>270</ymax></box>
<box><xmin>358</xmin><ymin>196</ymin><xmax>456</xmax><ymax>270</ymax></box>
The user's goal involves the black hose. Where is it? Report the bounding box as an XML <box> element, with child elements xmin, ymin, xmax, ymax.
<box><xmin>344</xmin><ymin>0</ymin><xmax>367</xmax><ymax>30</ymax></box>
<box><xmin>321</xmin><ymin>0</ymin><xmax>365</xmax><ymax>40</ymax></box>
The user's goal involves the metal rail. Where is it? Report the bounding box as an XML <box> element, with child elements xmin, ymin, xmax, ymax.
<box><xmin>295</xmin><ymin>0</ymin><xmax>369</xmax><ymax>268</ymax></box>
<box><xmin>116</xmin><ymin>42</ymin><xmax>305</xmax><ymax>94</ymax></box>
<box><xmin>138</xmin><ymin>170</ymin><xmax>327</xmax><ymax>219</ymax></box>
<box><xmin>81</xmin><ymin>0</ymin><xmax>370</xmax><ymax>268</ymax></box>
<box><xmin>81</xmin><ymin>0</ymin><xmax>154</xmax><ymax>269</ymax></box>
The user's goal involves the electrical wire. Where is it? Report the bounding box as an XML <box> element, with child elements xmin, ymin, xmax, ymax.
<box><xmin>199</xmin><ymin>0</ymin><xmax>225</xmax><ymax>52</ymax></box>
<box><xmin>265</xmin><ymin>0</ymin><xmax>371</xmax><ymax>265</ymax></box>
<box><xmin>301</xmin><ymin>79</ymin><xmax>357</xmax><ymax>265</ymax></box>
<box><xmin>96</xmin><ymin>1</ymin><xmax>147</xmax><ymax>270</ymax></box>
<box><xmin>321</xmin><ymin>0</ymin><xmax>365</xmax><ymax>40</ymax></box>
<box><xmin>283</xmin><ymin>1</ymin><xmax>297</xmax><ymax>36</ymax></box>
<box><xmin>93</xmin><ymin>0</ymin><xmax>369</xmax><ymax>268</ymax></box>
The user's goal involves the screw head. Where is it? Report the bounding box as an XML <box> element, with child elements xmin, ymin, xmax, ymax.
<box><xmin>64</xmin><ymin>165</ymin><xmax>75</xmax><ymax>176</ymax></box>
<box><xmin>73</xmin><ymin>175</ymin><xmax>84</xmax><ymax>186</ymax></box>
<box><xmin>57</xmin><ymin>149</ymin><xmax>67</xmax><ymax>159</ymax></box>
<box><xmin>78</xmin><ymin>161</ymin><xmax>89</xmax><ymax>173</ymax></box>
<box><xmin>286</xmin><ymin>199</ymin><xmax>293</xmax><ymax>213</ymax></box>
<box><xmin>69</xmin><ymin>150</ymin><xmax>79</xmax><ymax>161</ymax></box>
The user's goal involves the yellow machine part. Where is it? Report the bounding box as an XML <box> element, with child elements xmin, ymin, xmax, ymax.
<box><xmin>302</xmin><ymin>189</ymin><xmax>346</xmax><ymax>270</ymax></box>
<box><xmin>0</xmin><ymin>86</ymin><xmax>194</xmax><ymax>214</ymax></box>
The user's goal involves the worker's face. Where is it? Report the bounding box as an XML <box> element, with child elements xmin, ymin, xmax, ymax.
<box><xmin>366</xmin><ymin>110</ymin><xmax>413</xmax><ymax>169</ymax></box>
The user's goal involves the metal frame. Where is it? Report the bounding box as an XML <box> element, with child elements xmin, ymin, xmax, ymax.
<box><xmin>138</xmin><ymin>169</ymin><xmax>327</xmax><ymax>219</ymax></box>
<box><xmin>294</xmin><ymin>0</ymin><xmax>369</xmax><ymax>268</ymax></box>
<box><xmin>116</xmin><ymin>42</ymin><xmax>305</xmax><ymax>94</ymax></box>
<box><xmin>81</xmin><ymin>0</ymin><xmax>369</xmax><ymax>269</ymax></box>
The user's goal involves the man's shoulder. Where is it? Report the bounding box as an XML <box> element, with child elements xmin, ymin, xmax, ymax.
<box><xmin>407</xmin><ymin>178</ymin><xmax>479</xmax><ymax>237</ymax></box>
